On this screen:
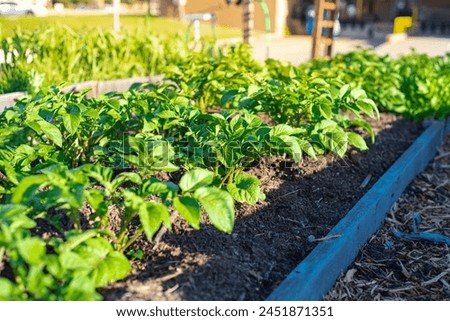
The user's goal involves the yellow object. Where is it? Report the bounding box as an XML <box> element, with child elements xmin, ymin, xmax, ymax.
<box><xmin>393</xmin><ymin>16</ymin><xmax>413</xmax><ymax>34</ymax></box>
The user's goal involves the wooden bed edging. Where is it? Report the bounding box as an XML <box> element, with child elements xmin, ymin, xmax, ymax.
<box><xmin>267</xmin><ymin>120</ymin><xmax>447</xmax><ymax>301</ymax></box>
<box><xmin>0</xmin><ymin>91</ymin><xmax>26</xmax><ymax>112</ymax></box>
<box><xmin>0</xmin><ymin>75</ymin><xmax>165</xmax><ymax>112</ymax></box>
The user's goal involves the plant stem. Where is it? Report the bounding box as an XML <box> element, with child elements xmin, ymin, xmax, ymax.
<box><xmin>119</xmin><ymin>227</ymin><xmax>144</xmax><ymax>253</ymax></box>
<box><xmin>0</xmin><ymin>247</ymin><xmax>5</xmax><ymax>274</ymax></box>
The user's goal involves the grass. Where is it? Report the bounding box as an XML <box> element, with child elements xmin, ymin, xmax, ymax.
<box><xmin>0</xmin><ymin>14</ymin><xmax>242</xmax><ymax>39</ymax></box>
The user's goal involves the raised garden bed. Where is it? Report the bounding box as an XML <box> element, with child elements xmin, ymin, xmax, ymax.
<box><xmin>99</xmin><ymin>113</ymin><xmax>445</xmax><ymax>301</ymax></box>
<box><xmin>1</xmin><ymin>46</ymin><xmax>449</xmax><ymax>301</ymax></box>
<box><xmin>2</xmin><ymin>87</ymin><xmax>447</xmax><ymax>301</ymax></box>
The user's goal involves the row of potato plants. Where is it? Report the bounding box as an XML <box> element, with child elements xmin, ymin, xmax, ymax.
<box><xmin>0</xmin><ymin>57</ymin><xmax>378</xmax><ymax>299</ymax></box>
<box><xmin>2</xmin><ymin>26</ymin><xmax>449</xmax><ymax>122</ymax></box>
<box><xmin>164</xmin><ymin>47</ymin><xmax>449</xmax><ymax>121</ymax></box>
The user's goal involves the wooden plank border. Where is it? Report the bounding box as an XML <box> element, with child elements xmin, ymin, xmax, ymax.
<box><xmin>267</xmin><ymin>120</ymin><xmax>447</xmax><ymax>301</ymax></box>
<box><xmin>0</xmin><ymin>75</ymin><xmax>165</xmax><ymax>112</ymax></box>
<box><xmin>0</xmin><ymin>91</ymin><xmax>26</xmax><ymax>113</ymax></box>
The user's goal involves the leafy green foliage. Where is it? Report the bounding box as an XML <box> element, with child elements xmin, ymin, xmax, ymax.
<box><xmin>299</xmin><ymin>50</ymin><xmax>450</xmax><ymax>120</ymax></box>
<box><xmin>0</xmin><ymin>204</ymin><xmax>130</xmax><ymax>300</ymax></box>
<box><xmin>0</xmin><ymin>26</ymin><xmax>213</xmax><ymax>94</ymax></box>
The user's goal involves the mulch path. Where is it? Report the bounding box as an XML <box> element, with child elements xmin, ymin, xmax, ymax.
<box><xmin>101</xmin><ymin>113</ymin><xmax>424</xmax><ymax>301</ymax></box>
<box><xmin>325</xmin><ymin>134</ymin><xmax>450</xmax><ymax>301</ymax></box>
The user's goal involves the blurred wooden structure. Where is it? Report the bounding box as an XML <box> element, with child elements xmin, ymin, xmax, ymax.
<box><xmin>311</xmin><ymin>0</ymin><xmax>339</xmax><ymax>59</ymax></box>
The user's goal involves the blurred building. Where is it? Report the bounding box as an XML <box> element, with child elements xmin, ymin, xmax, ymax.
<box><xmin>152</xmin><ymin>0</ymin><xmax>450</xmax><ymax>36</ymax></box>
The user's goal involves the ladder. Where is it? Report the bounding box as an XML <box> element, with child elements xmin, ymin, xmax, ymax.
<box><xmin>311</xmin><ymin>0</ymin><xmax>340</xmax><ymax>59</ymax></box>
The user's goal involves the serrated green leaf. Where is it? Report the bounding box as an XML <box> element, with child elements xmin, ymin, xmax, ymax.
<box><xmin>194</xmin><ymin>187</ymin><xmax>234</xmax><ymax>233</ymax></box>
<box><xmin>173</xmin><ymin>196</ymin><xmax>200</xmax><ymax>229</ymax></box>
<box><xmin>179</xmin><ymin>168</ymin><xmax>214</xmax><ymax>192</ymax></box>
<box><xmin>227</xmin><ymin>173</ymin><xmax>264</xmax><ymax>205</ymax></box>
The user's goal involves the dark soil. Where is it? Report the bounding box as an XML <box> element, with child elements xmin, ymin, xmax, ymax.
<box><xmin>100</xmin><ymin>113</ymin><xmax>422</xmax><ymax>300</ymax></box>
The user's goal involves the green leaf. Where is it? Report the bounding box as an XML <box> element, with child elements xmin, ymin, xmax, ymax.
<box><xmin>86</xmin><ymin>189</ymin><xmax>108</xmax><ymax>217</ymax></box>
<box><xmin>270</xmin><ymin>124</ymin><xmax>294</xmax><ymax>138</ymax></box>
<box><xmin>0</xmin><ymin>278</ymin><xmax>21</xmax><ymax>300</ymax></box>
<box><xmin>111</xmin><ymin>172</ymin><xmax>142</xmax><ymax>190</ymax></box>
<box><xmin>92</xmin><ymin>251</ymin><xmax>131</xmax><ymax>287</ymax></box>
<box><xmin>351</xmin><ymin>88</ymin><xmax>367</xmax><ymax>100</ymax></box>
<box><xmin>179</xmin><ymin>168</ymin><xmax>214</xmax><ymax>192</ymax></box>
<box><xmin>0</xmin><ymin>204</ymin><xmax>35</xmax><ymax>230</ymax></box>
<box><xmin>194</xmin><ymin>187</ymin><xmax>234</xmax><ymax>233</ymax></box>
<box><xmin>247</xmin><ymin>84</ymin><xmax>261</xmax><ymax>96</ymax></box>
<box><xmin>17</xmin><ymin>237</ymin><xmax>46</xmax><ymax>265</ymax></box>
<box><xmin>63</xmin><ymin>104</ymin><xmax>81</xmax><ymax>135</ymax></box>
<box><xmin>173</xmin><ymin>196</ymin><xmax>200</xmax><ymax>229</ymax></box>
<box><xmin>38</xmin><ymin>119</ymin><xmax>63</xmax><ymax>148</ymax></box>
<box><xmin>278</xmin><ymin>135</ymin><xmax>303</xmax><ymax>163</ymax></box>
<box><xmin>26</xmin><ymin>266</ymin><xmax>54</xmax><ymax>299</ymax></box>
<box><xmin>355</xmin><ymin>98</ymin><xmax>376</xmax><ymax>118</ymax></box>
<box><xmin>339</xmin><ymin>84</ymin><xmax>351</xmax><ymax>99</ymax></box>
<box><xmin>63</xmin><ymin>274</ymin><xmax>101</xmax><ymax>301</ymax></box>
<box><xmin>313</xmin><ymin>98</ymin><xmax>332</xmax><ymax>119</ymax></box>
<box><xmin>0</xmin><ymin>160</ymin><xmax>18</xmax><ymax>185</ymax></box>
<box><xmin>70</xmin><ymin>238</ymin><xmax>131</xmax><ymax>288</ymax></box>
<box><xmin>149</xmin><ymin>161</ymin><xmax>179</xmax><ymax>172</ymax></box>
<box><xmin>351</xmin><ymin>118</ymin><xmax>375</xmax><ymax>143</ymax></box>
<box><xmin>11</xmin><ymin>174</ymin><xmax>48</xmax><ymax>204</ymax></box>
<box><xmin>298</xmin><ymin>140</ymin><xmax>317</xmax><ymax>160</ymax></box>
<box><xmin>327</xmin><ymin>131</ymin><xmax>348</xmax><ymax>157</ymax></box>
<box><xmin>138</xmin><ymin>201</ymin><xmax>171</xmax><ymax>240</ymax></box>
<box><xmin>220</xmin><ymin>89</ymin><xmax>239</xmax><ymax>107</ymax></box>
<box><xmin>141</xmin><ymin>179</ymin><xmax>179</xmax><ymax>196</ymax></box>
<box><xmin>227</xmin><ymin>173</ymin><xmax>264</xmax><ymax>205</ymax></box>
<box><xmin>347</xmin><ymin>132</ymin><xmax>368</xmax><ymax>151</ymax></box>
<box><xmin>59</xmin><ymin>230</ymin><xmax>100</xmax><ymax>252</ymax></box>
<box><xmin>59</xmin><ymin>251</ymin><xmax>89</xmax><ymax>270</ymax></box>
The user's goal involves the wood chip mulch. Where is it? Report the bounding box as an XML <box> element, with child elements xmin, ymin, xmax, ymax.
<box><xmin>325</xmin><ymin>134</ymin><xmax>450</xmax><ymax>301</ymax></box>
